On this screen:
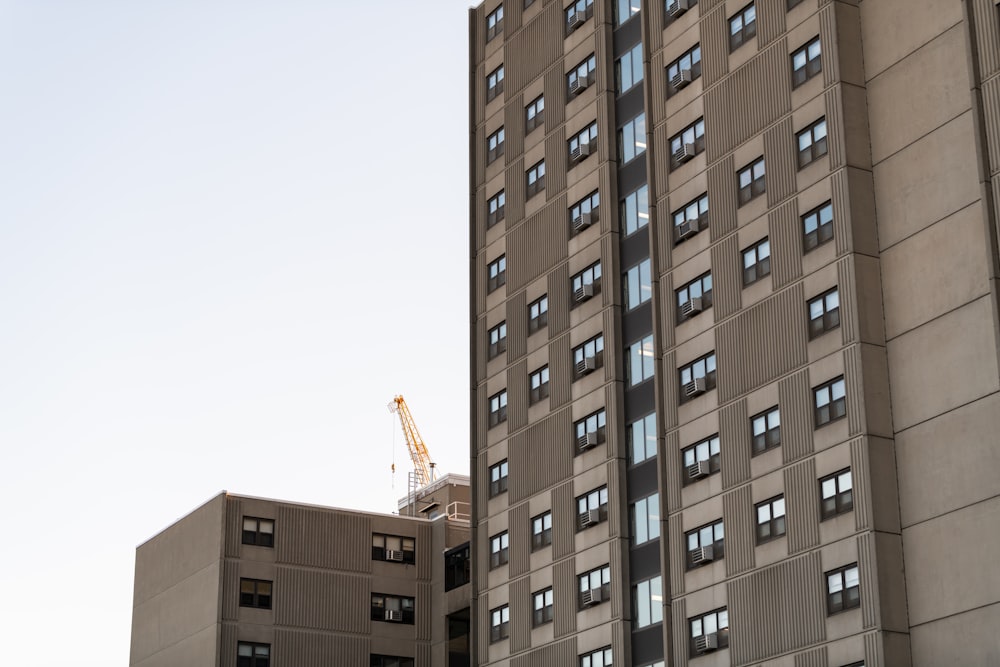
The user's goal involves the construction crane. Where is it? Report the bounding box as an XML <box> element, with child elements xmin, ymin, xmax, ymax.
<box><xmin>388</xmin><ymin>395</ymin><xmax>436</xmax><ymax>489</ymax></box>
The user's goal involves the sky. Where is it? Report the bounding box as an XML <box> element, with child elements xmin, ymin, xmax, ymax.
<box><xmin>0</xmin><ymin>2</ymin><xmax>475</xmax><ymax>664</ymax></box>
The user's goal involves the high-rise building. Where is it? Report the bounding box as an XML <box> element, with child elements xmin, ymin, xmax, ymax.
<box><xmin>468</xmin><ymin>2</ymin><xmax>1000</xmax><ymax>666</ymax></box>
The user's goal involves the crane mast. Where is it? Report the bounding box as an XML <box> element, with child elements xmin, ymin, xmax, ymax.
<box><xmin>388</xmin><ymin>395</ymin><xmax>435</xmax><ymax>488</ymax></box>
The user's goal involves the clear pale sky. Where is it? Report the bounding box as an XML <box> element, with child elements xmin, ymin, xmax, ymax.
<box><xmin>0</xmin><ymin>2</ymin><xmax>474</xmax><ymax>664</ymax></box>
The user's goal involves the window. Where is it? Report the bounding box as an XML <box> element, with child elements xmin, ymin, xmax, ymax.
<box><xmin>667</xmin><ymin>44</ymin><xmax>701</xmax><ymax>96</ymax></box>
<box><xmin>486</xmin><ymin>4</ymin><xmax>504</xmax><ymax>41</ymax></box>
<box><xmin>489</xmin><ymin>460</ymin><xmax>508</xmax><ymax>496</ymax></box>
<box><xmin>673</xmin><ymin>193</ymin><xmax>708</xmax><ymax>242</ymax></box>
<box><xmin>683</xmin><ymin>434</ymin><xmax>721</xmax><ymax>482</ymax></box>
<box><xmin>525</xmin><ymin>0</ymin><xmax>535</xmax><ymax>6</ymax></box>
<box><xmin>676</xmin><ymin>272</ymin><xmax>713</xmax><ymax>322</ymax></box>
<box><xmin>487</xmin><ymin>190</ymin><xmax>505</xmax><ymax>227</ymax></box>
<box><xmin>573</xmin><ymin>334</ymin><xmax>605</xmax><ymax>379</ymax></box>
<box><xmin>526</xmin><ymin>95</ymin><xmax>544</xmax><ymax>133</ymax></box>
<box><xmin>797</xmin><ymin>117</ymin><xmax>828</xmax><ymax>168</ymax></box>
<box><xmin>614</xmin><ymin>0</ymin><xmax>640</xmax><ymax>26</ymax></box>
<box><xmin>633</xmin><ymin>575</ymin><xmax>663</xmax><ymax>628</ymax></box>
<box><xmin>820</xmin><ymin>468</ymin><xmax>853</xmax><ymax>519</ymax></box>
<box><xmin>568</xmin><ymin>54</ymin><xmax>597</xmax><ymax>96</ymax></box>
<box><xmin>679</xmin><ymin>352</ymin><xmax>716</xmax><ymax>401</ymax></box>
<box><xmin>488</xmin><ymin>321</ymin><xmax>507</xmax><ymax>359</ymax></box>
<box><xmin>787</xmin><ymin>0</ymin><xmax>804</xmax><ymax>7</ymax></box>
<box><xmin>792</xmin><ymin>37</ymin><xmax>822</xmax><ymax>87</ymax></box>
<box><xmin>529</xmin><ymin>366</ymin><xmax>549</xmax><ymax>403</ymax></box>
<box><xmin>631</xmin><ymin>493</ymin><xmax>660</xmax><ymax>545</ymax></box>
<box><xmin>665</xmin><ymin>0</ymin><xmax>698</xmax><ymax>24</ymax></box>
<box><xmin>751</xmin><ymin>406</ymin><xmax>781</xmax><ymax>454</ymax></box>
<box><xmin>242</xmin><ymin>517</ymin><xmax>274</xmax><ymax>547</ymax></box>
<box><xmin>624</xmin><ymin>258</ymin><xmax>652</xmax><ymax>310</ymax></box>
<box><xmin>371</xmin><ymin>657</ymin><xmax>414</xmax><ymax>667</ymax></box>
<box><xmin>628</xmin><ymin>413</ymin><xmax>657</xmax><ymax>465</ymax></box>
<box><xmin>737</xmin><ymin>156</ymin><xmax>766</xmax><ymax>205</ymax></box>
<box><xmin>580</xmin><ymin>648</ymin><xmax>613</xmax><ymax>667</ymax></box>
<box><xmin>742</xmin><ymin>238</ymin><xmax>771</xmax><ymax>285</ymax></box>
<box><xmin>239</xmin><ymin>579</ymin><xmax>272</xmax><ymax>609</ymax></box>
<box><xmin>686</xmin><ymin>519</ymin><xmax>724</xmax><ymax>569</ymax></box>
<box><xmin>487</xmin><ymin>255</ymin><xmax>506</xmax><ymax>292</ymax></box>
<box><xmin>372</xmin><ymin>594</ymin><xmax>415</xmax><ymax>624</ymax></box>
<box><xmin>689</xmin><ymin>608</ymin><xmax>729</xmax><ymax>656</ymax></box>
<box><xmin>621</xmin><ymin>184</ymin><xmax>650</xmax><ymax>236</ymax></box>
<box><xmin>577</xmin><ymin>486</ymin><xmax>609</xmax><ymax>530</ymax></box>
<box><xmin>615</xmin><ymin>43</ymin><xmax>644</xmax><ymax>94</ymax></box>
<box><xmin>755</xmin><ymin>495</ymin><xmax>786</xmax><ymax>544</ymax></box>
<box><xmin>526</xmin><ymin>159</ymin><xmax>546</xmax><ymax>198</ymax></box>
<box><xmin>566</xmin><ymin>0</ymin><xmax>595</xmax><ymax>31</ymax></box>
<box><xmin>574</xmin><ymin>409</ymin><xmax>607</xmax><ymax>452</ymax></box>
<box><xmin>814</xmin><ymin>376</ymin><xmax>846</xmax><ymax>427</ymax></box>
<box><xmin>532</xmin><ymin>511</ymin><xmax>552</xmax><ymax>550</ymax></box>
<box><xmin>803</xmin><ymin>201</ymin><xmax>834</xmax><ymax>251</ymax></box>
<box><xmin>490</xmin><ymin>604</ymin><xmax>510</xmax><ymax>642</ymax></box>
<box><xmin>618</xmin><ymin>113</ymin><xmax>647</xmax><ymax>163</ymax></box>
<box><xmin>489</xmin><ymin>531</ymin><xmax>509</xmax><ymax>568</ymax></box>
<box><xmin>729</xmin><ymin>2</ymin><xmax>757</xmax><ymax>51</ymax></box>
<box><xmin>626</xmin><ymin>334</ymin><xmax>655</xmax><ymax>387</ymax></box>
<box><xmin>487</xmin><ymin>64</ymin><xmax>504</xmax><ymax>102</ymax></box>
<box><xmin>487</xmin><ymin>127</ymin><xmax>505</xmax><ymax>164</ymax></box>
<box><xmin>372</xmin><ymin>534</ymin><xmax>416</xmax><ymax>564</ymax></box>
<box><xmin>444</xmin><ymin>543</ymin><xmax>470</xmax><ymax>591</ymax></box>
<box><xmin>578</xmin><ymin>564</ymin><xmax>611</xmax><ymax>607</ymax></box>
<box><xmin>669</xmin><ymin>118</ymin><xmax>705</xmax><ymax>169</ymax></box>
<box><xmin>570</xmin><ymin>191</ymin><xmax>600</xmax><ymax>233</ymax></box>
<box><xmin>488</xmin><ymin>390</ymin><xmax>508</xmax><ymax>427</ymax></box>
<box><xmin>528</xmin><ymin>295</ymin><xmax>548</xmax><ymax>333</ymax></box>
<box><xmin>569</xmin><ymin>122</ymin><xmax>598</xmax><ymax>164</ymax></box>
<box><xmin>238</xmin><ymin>642</ymin><xmax>270</xmax><ymax>667</ymax></box>
<box><xmin>533</xmin><ymin>588</ymin><xmax>554</xmax><ymax>626</ymax></box>
<box><xmin>809</xmin><ymin>288</ymin><xmax>840</xmax><ymax>338</ymax></box>
<box><xmin>826</xmin><ymin>564</ymin><xmax>860</xmax><ymax>614</ymax></box>
<box><xmin>572</xmin><ymin>262</ymin><xmax>602</xmax><ymax>303</ymax></box>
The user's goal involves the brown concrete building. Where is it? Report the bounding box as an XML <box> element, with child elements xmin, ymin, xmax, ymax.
<box><xmin>469</xmin><ymin>1</ymin><xmax>1000</xmax><ymax>666</ymax></box>
<box><xmin>129</xmin><ymin>475</ymin><xmax>472</xmax><ymax>667</ymax></box>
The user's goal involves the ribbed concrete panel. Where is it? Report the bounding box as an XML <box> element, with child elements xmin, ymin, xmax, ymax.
<box><xmin>784</xmin><ymin>458</ymin><xmax>821</xmax><ymax>555</ymax></box>
<box><xmin>508</xmin><ymin>196</ymin><xmax>569</xmax><ymax>292</ymax></box>
<box><xmin>850</xmin><ymin>437</ymin><xmax>872</xmax><ymax>532</ymax></box>
<box><xmin>220</xmin><ymin>623</ymin><xmax>237</xmax><ymax>666</ymax></box>
<box><xmin>601</xmin><ymin>236</ymin><xmax>619</xmax><ymax>310</ymax></box>
<box><xmin>652</xmin><ymin>120</ymin><xmax>672</xmax><ymax>198</ymax></box>
<box><xmin>478</xmin><ymin>593</ymin><xmax>491</xmax><ymax>665</ymax></box>
<box><xmin>825</xmin><ymin>86</ymin><xmax>845</xmax><ymax>171</ymax></box>
<box><xmin>820</xmin><ymin>4</ymin><xmax>840</xmax><ymax>86</ymax></box>
<box><xmin>780</xmin><ymin>369</ymin><xmax>815</xmax><ymax>464</ymax></box>
<box><xmin>609</xmin><ymin>537</ymin><xmax>623</xmax><ymax>618</ymax></box>
<box><xmin>549</xmin><ymin>333</ymin><xmax>572</xmax><ymax>408</ymax></box>
<box><xmin>757</xmin><ymin>0</ymin><xmax>787</xmax><ymax>46</ymax></box>
<box><xmin>477</xmin><ymin>455</ymin><xmax>490</xmax><ymax>516</ymax></box>
<box><xmin>720</xmin><ymin>398</ymin><xmax>751</xmax><ymax>490</ymax></box>
<box><xmin>983</xmin><ymin>76</ymin><xmax>1000</xmax><ymax>175</ymax></box>
<box><xmin>511</xmin><ymin>637</ymin><xmax>578</xmax><ymax>667</ymax></box>
<box><xmin>273</xmin><ymin>630</ymin><xmax>368</xmax><ymax>667</ymax></box>
<box><xmin>477</xmin><ymin>389</ymin><xmax>489</xmax><ymax>453</ymax></box>
<box><xmin>275</xmin><ymin>507</ymin><xmax>371</xmax><ymax>573</ymax></box>
<box><xmin>599</xmin><ymin>167</ymin><xmax>618</xmax><ymax>234</ymax></box>
<box><xmin>548</xmin><ymin>265</ymin><xmax>571</xmax><ymax>337</ymax></box>
<box><xmin>506</xmin><ymin>158</ymin><xmax>526</xmax><ymax>227</ymax></box>
<box><xmin>656</xmin><ymin>202</ymin><xmax>674</xmax><ymax>278</ymax></box>
<box><xmin>794</xmin><ymin>645</ymin><xmax>828</xmax><ymax>667</ymax></box>
<box><xmin>670</xmin><ymin>597</ymin><xmax>688</xmax><ymax>667</ymax></box>
<box><xmin>973</xmin><ymin>0</ymin><xmax>1000</xmax><ymax>78</ymax></box>
<box><xmin>509</xmin><ymin>407</ymin><xmax>573</xmax><ymax>503</ymax></box>
<box><xmin>728</xmin><ymin>551</ymin><xmax>826</xmax><ymax>663</ymax></box>
<box><xmin>553</xmin><ymin>558</ymin><xmax>578</xmax><ymax>638</ymax></box>
<box><xmin>416</xmin><ymin>581</ymin><xmax>432</xmax><ymax>640</ymax></box>
<box><xmin>724</xmin><ymin>484</ymin><xmax>756</xmax><ymax>576</ymax></box>
<box><xmin>864</xmin><ymin>631</ymin><xmax>881</xmax><ymax>667</ymax></box>
<box><xmin>476</xmin><ymin>252</ymin><xmax>487</xmax><ymax>317</ymax></box>
<box><xmin>508</xmin><ymin>290</ymin><xmax>528</xmax><ymax>361</ymax></box>
<box><xmin>510</xmin><ymin>575</ymin><xmax>532</xmax><ymax>652</ymax></box>
<box><xmin>544</xmin><ymin>129</ymin><xmax>568</xmax><ymax>195</ymax></box>
<box><xmin>603</xmin><ymin>307</ymin><xmax>618</xmax><ymax>383</ymax></box>
<box><xmin>765</xmin><ymin>117</ymin><xmax>796</xmax><ymax>208</ymax></box>
<box><xmin>705</xmin><ymin>41</ymin><xmax>792</xmax><ymax>162</ymax></box>
<box><xmin>471</xmin><ymin>5</ymin><xmax>484</xmax><ymax>67</ymax></box>
<box><xmin>474</xmin><ymin>61</ymin><xmax>486</xmax><ymax>133</ymax></box>
<box><xmin>509</xmin><ymin>359</ymin><xmax>529</xmax><ymax>431</ymax></box>
<box><xmin>716</xmin><ymin>284</ymin><xmax>809</xmax><ymax>402</ymax></box>
<box><xmin>830</xmin><ymin>169</ymin><xmax>852</xmax><ymax>257</ymax></box>
<box><xmin>770</xmin><ymin>199</ymin><xmax>803</xmax><ymax>289</ymax></box>
<box><xmin>700</xmin><ymin>5</ymin><xmax>730</xmax><ymax>88</ymax></box>
<box><xmin>477</xmin><ymin>522</ymin><xmax>489</xmax><ymax>591</ymax></box>
<box><xmin>857</xmin><ymin>532</ymin><xmax>879</xmax><ymax>630</ymax></box>
<box><xmin>605</xmin><ymin>383</ymin><xmax>621</xmax><ymax>459</ymax></box>
<box><xmin>649</xmin><ymin>51</ymin><xmax>667</xmax><ymax>108</ymax></box>
<box><xmin>708</xmin><ymin>154</ymin><xmax>738</xmax><ymax>241</ymax></box>
<box><xmin>662</xmin><ymin>351</ymin><xmax>679</xmax><ymax>430</ymax></box>
<box><xmin>647</xmin><ymin>0</ymin><xmax>664</xmax><ymax>51</ymax></box>
<box><xmin>225</xmin><ymin>496</ymin><xmax>241</xmax><ymax>558</ymax></box>
<box><xmin>596</xmin><ymin>101</ymin><xmax>611</xmax><ymax>166</ymax></box>
<box><xmin>552</xmin><ymin>480</ymin><xmax>576</xmax><ymax>559</ymax></box>
<box><xmin>506</xmin><ymin>93</ymin><xmax>526</xmax><ymax>165</ymax></box>
<box><xmin>668</xmin><ymin>513</ymin><xmax>686</xmax><ymax>596</ymax></box>
<box><xmin>510</xmin><ymin>501</ymin><xmax>531</xmax><ymax>577</ymax></box>
<box><xmin>608</xmin><ymin>459</ymin><xmax>622</xmax><ymax>539</ymax></box>
<box><xmin>664</xmin><ymin>430</ymin><xmax>682</xmax><ymax>512</ymax></box>
<box><xmin>505</xmin><ymin>2</ymin><xmax>564</xmax><ymax>94</ymax></box>
<box><xmin>416</xmin><ymin>643</ymin><xmax>432</xmax><ymax>667</ymax></box>
<box><xmin>843</xmin><ymin>345</ymin><xmax>864</xmax><ymax>437</ymax></box>
<box><xmin>475</xmin><ymin>124</ymin><xmax>487</xmax><ymax>187</ymax></box>
<box><xmin>711</xmin><ymin>235</ymin><xmax>742</xmax><ymax>319</ymax></box>
<box><xmin>658</xmin><ymin>273</ymin><xmax>677</xmax><ymax>351</ymax></box>
<box><xmin>544</xmin><ymin>65</ymin><xmax>567</xmax><ymax>130</ymax></box>
<box><xmin>836</xmin><ymin>257</ymin><xmax>856</xmax><ymax>346</ymax></box>
<box><xmin>475</xmin><ymin>184</ymin><xmax>487</xmax><ymax>253</ymax></box>
<box><xmin>274</xmin><ymin>567</ymin><xmax>370</xmax><ymax>633</ymax></box>
<box><xmin>702</xmin><ymin>0</ymin><xmax>726</xmax><ymax>10</ymax></box>
<box><xmin>477</xmin><ymin>318</ymin><xmax>488</xmax><ymax>383</ymax></box>
<box><xmin>506</xmin><ymin>0</ymin><xmax>523</xmax><ymax>32</ymax></box>
<box><xmin>417</xmin><ymin>524</ymin><xmax>433</xmax><ymax>581</ymax></box>
<box><xmin>222</xmin><ymin>559</ymin><xmax>239</xmax><ymax>621</ymax></box>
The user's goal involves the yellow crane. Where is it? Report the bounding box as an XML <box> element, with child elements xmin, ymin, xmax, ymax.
<box><xmin>388</xmin><ymin>395</ymin><xmax>436</xmax><ymax>488</ymax></box>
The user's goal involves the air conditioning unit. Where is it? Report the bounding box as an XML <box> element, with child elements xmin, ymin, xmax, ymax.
<box><xmin>569</xmin><ymin>77</ymin><xmax>590</xmax><ymax>94</ymax></box>
<box><xmin>385</xmin><ymin>550</ymin><xmax>405</xmax><ymax>562</ymax></box>
<box><xmin>695</xmin><ymin>632</ymin><xmax>719</xmax><ymax>653</ymax></box>
<box><xmin>581</xmin><ymin>587</ymin><xmax>603</xmax><ymax>606</ymax></box>
<box><xmin>578</xmin><ymin>140</ymin><xmax>592</xmax><ymax>157</ymax></box>
<box><xmin>574</xmin><ymin>283</ymin><xmax>595</xmax><ymax>302</ymax></box>
<box><xmin>671</xmin><ymin>68</ymin><xmax>693</xmax><ymax>89</ymax></box>
<box><xmin>667</xmin><ymin>0</ymin><xmax>690</xmax><ymax>17</ymax></box>
<box><xmin>690</xmin><ymin>545</ymin><xmax>715</xmax><ymax>565</ymax></box>
<box><xmin>573</xmin><ymin>212</ymin><xmax>594</xmax><ymax>232</ymax></box>
<box><xmin>680</xmin><ymin>297</ymin><xmax>703</xmax><ymax>317</ymax></box>
<box><xmin>577</xmin><ymin>431</ymin><xmax>599</xmax><ymax>451</ymax></box>
<box><xmin>676</xmin><ymin>218</ymin><xmax>700</xmax><ymax>240</ymax></box>
<box><xmin>684</xmin><ymin>376</ymin><xmax>707</xmax><ymax>397</ymax></box>
<box><xmin>384</xmin><ymin>609</ymin><xmax>403</xmax><ymax>622</ymax></box>
<box><xmin>576</xmin><ymin>356</ymin><xmax>597</xmax><ymax>375</ymax></box>
<box><xmin>568</xmin><ymin>10</ymin><xmax>587</xmax><ymax>28</ymax></box>
<box><xmin>580</xmin><ymin>508</ymin><xmax>601</xmax><ymax>527</ymax></box>
<box><xmin>674</xmin><ymin>142</ymin><xmax>696</xmax><ymax>164</ymax></box>
<box><xmin>687</xmin><ymin>459</ymin><xmax>711</xmax><ymax>480</ymax></box>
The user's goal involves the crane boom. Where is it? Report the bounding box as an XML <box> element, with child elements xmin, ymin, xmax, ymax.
<box><xmin>388</xmin><ymin>395</ymin><xmax>435</xmax><ymax>488</ymax></box>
